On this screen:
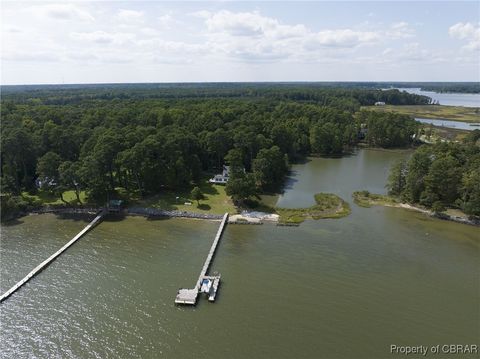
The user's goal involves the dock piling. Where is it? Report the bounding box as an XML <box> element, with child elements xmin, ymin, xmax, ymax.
<box><xmin>175</xmin><ymin>213</ymin><xmax>228</xmax><ymax>305</ymax></box>
<box><xmin>0</xmin><ymin>210</ymin><xmax>105</xmax><ymax>303</ymax></box>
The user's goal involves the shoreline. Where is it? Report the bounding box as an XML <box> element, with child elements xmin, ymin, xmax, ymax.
<box><xmin>6</xmin><ymin>191</ymin><xmax>478</xmax><ymax>227</ymax></box>
<box><xmin>352</xmin><ymin>192</ymin><xmax>480</xmax><ymax>227</ymax></box>
<box><xmin>3</xmin><ymin>205</ymin><xmax>225</xmax><ymax>224</ymax></box>
<box><xmin>385</xmin><ymin>202</ymin><xmax>480</xmax><ymax>226</ymax></box>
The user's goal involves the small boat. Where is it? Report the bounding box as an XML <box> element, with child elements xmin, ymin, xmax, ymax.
<box><xmin>200</xmin><ymin>278</ymin><xmax>212</xmax><ymax>293</ymax></box>
<box><xmin>208</xmin><ymin>276</ymin><xmax>221</xmax><ymax>302</ymax></box>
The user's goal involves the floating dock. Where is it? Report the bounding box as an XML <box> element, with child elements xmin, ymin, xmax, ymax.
<box><xmin>175</xmin><ymin>213</ymin><xmax>228</xmax><ymax>305</ymax></box>
<box><xmin>0</xmin><ymin>210</ymin><xmax>105</xmax><ymax>303</ymax></box>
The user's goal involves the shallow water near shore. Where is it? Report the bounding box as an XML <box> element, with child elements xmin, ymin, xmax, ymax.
<box><xmin>1</xmin><ymin>149</ymin><xmax>479</xmax><ymax>359</ymax></box>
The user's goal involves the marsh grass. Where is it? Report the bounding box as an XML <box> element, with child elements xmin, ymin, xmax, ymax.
<box><xmin>276</xmin><ymin>193</ymin><xmax>351</xmax><ymax>224</ymax></box>
<box><xmin>352</xmin><ymin>191</ymin><xmax>399</xmax><ymax>208</ymax></box>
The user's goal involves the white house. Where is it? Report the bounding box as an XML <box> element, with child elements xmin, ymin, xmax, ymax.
<box><xmin>35</xmin><ymin>177</ymin><xmax>57</xmax><ymax>189</ymax></box>
<box><xmin>209</xmin><ymin>165</ymin><xmax>230</xmax><ymax>184</ymax></box>
<box><xmin>374</xmin><ymin>101</ymin><xmax>386</xmax><ymax>106</ymax></box>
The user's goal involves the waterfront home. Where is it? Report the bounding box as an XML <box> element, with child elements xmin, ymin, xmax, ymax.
<box><xmin>209</xmin><ymin>165</ymin><xmax>230</xmax><ymax>184</ymax></box>
<box><xmin>35</xmin><ymin>177</ymin><xmax>57</xmax><ymax>189</ymax></box>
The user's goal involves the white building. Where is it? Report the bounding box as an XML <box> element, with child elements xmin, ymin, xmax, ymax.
<box><xmin>374</xmin><ymin>101</ymin><xmax>386</xmax><ymax>106</ymax></box>
<box><xmin>35</xmin><ymin>177</ymin><xmax>57</xmax><ymax>189</ymax></box>
<box><xmin>209</xmin><ymin>165</ymin><xmax>230</xmax><ymax>184</ymax></box>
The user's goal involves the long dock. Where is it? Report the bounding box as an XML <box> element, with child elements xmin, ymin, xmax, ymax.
<box><xmin>175</xmin><ymin>213</ymin><xmax>228</xmax><ymax>305</ymax></box>
<box><xmin>0</xmin><ymin>210</ymin><xmax>105</xmax><ymax>303</ymax></box>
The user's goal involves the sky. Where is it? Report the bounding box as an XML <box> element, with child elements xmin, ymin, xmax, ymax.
<box><xmin>1</xmin><ymin>1</ymin><xmax>479</xmax><ymax>84</ymax></box>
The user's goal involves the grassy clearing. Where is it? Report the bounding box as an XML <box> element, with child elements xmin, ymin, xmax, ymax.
<box><xmin>21</xmin><ymin>175</ymin><xmax>236</xmax><ymax>214</ymax></box>
<box><xmin>352</xmin><ymin>191</ymin><xmax>399</xmax><ymax>208</ymax></box>
<box><xmin>363</xmin><ymin>105</ymin><xmax>480</xmax><ymax>123</ymax></box>
<box><xmin>21</xmin><ymin>190</ymin><xmax>87</xmax><ymax>206</ymax></box>
<box><xmin>275</xmin><ymin>193</ymin><xmax>351</xmax><ymax>224</ymax></box>
<box><xmin>136</xmin><ymin>180</ymin><xmax>236</xmax><ymax>215</ymax></box>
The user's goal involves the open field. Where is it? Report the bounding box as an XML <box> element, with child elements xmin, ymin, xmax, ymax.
<box><xmin>363</xmin><ymin>105</ymin><xmax>480</xmax><ymax>123</ymax></box>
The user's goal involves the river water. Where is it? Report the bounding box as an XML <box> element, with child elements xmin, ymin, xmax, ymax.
<box><xmin>390</xmin><ymin>87</ymin><xmax>480</xmax><ymax>130</ymax></box>
<box><xmin>396</xmin><ymin>88</ymin><xmax>480</xmax><ymax>108</ymax></box>
<box><xmin>415</xmin><ymin>118</ymin><xmax>480</xmax><ymax>131</ymax></box>
<box><xmin>1</xmin><ymin>149</ymin><xmax>479</xmax><ymax>359</ymax></box>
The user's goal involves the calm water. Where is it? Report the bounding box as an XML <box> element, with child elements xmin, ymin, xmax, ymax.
<box><xmin>415</xmin><ymin>118</ymin><xmax>480</xmax><ymax>131</ymax></box>
<box><xmin>1</xmin><ymin>149</ymin><xmax>479</xmax><ymax>359</ymax></box>
<box><xmin>397</xmin><ymin>88</ymin><xmax>480</xmax><ymax>108</ymax></box>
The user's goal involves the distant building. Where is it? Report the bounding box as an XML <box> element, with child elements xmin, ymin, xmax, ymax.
<box><xmin>35</xmin><ymin>177</ymin><xmax>57</xmax><ymax>189</ymax></box>
<box><xmin>209</xmin><ymin>165</ymin><xmax>230</xmax><ymax>184</ymax></box>
<box><xmin>374</xmin><ymin>101</ymin><xmax>386</xmax><ymax>106</ymax></box>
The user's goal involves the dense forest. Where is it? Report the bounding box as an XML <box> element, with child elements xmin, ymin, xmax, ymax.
<box><xmin>387</xmin><ymin>130</ymin><xmax>480</xmax><ymax>216</ymax></box>
<box><xmin>0</xmin><ymin>84</ymin><xmax>432</xmax><ymax>219</ymax></box>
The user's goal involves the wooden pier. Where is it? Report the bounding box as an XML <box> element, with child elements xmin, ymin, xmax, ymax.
<box><xmin>175</xmin><ymin>213</ymin><xmax>228</xmax><ymax>305</ymax></box>
<box><xmin>0</xmin><ymin>210</ymin><xmax>105</xmax><ymax>303</ymax></box>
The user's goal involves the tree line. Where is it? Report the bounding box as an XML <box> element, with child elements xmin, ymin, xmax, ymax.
<box><xmin>1</xmin><ymin>84</ymin><xmax>428</xmax><ymax>218</ymax></box>
<box><xmin>387</xmin><ymin>130</ymin><xmax>480</xmax><ymax>216</ymax></box>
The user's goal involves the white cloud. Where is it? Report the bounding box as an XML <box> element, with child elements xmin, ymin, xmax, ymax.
<box><xmin>204</xmin><ymin>10</ymin><xmax>376</xmax><ymax>45</ymax></box>
<box><xmin>140</xmin><ymin>27</ymin><xmax>162</xmax><ymax>37</ymax></box>
<box><xmin>2</xmin><ymin>2</ymin><xmax>476</xmax><ymax>84</ymax></box>
<box><xmin>198</xmin><ymin>10</ymin><xmax>387</xmax><ymax>63</ymax></box>
<box><xmin>377</xmin><ymin>42</ymin><xmax>446</xmax><ymax>64</ymax></box>
<box><xmin>31</xmin><ymin>3</ymin><xmax>94</xmax><ymax>21</ymax></box>
<box><xmin>191</xmin><ymin>10</ymin><xmax>212</xmax><ymax>19</ymax></box>
<box><xmin>305</xmin><ymin>29</ymin><xmax>379</xmax><ymax>49</ymax></box>
<box><xmin>138</xmin><ymin>38</ymin><xmax>209</xmax><ymax>56</ymax></box>
<box><xmin>449</xmin><ymin>22</ymin><xmax>476</xmax><ymax>39</ymax></box>
<box><xmin>158</xmin><ymin>14</ymin><xmax>175</xmax><ymax>29</ymax></box>
<box><xmin>70</xmin><ymin>31</ymin><xmax>135</xmax><ymax>45</ymax></box>
<box><xmin>387</xmin><ymin>22</ymin><xmax>415</xmax><ymax>39</ymax></box>
<box><xmin>67</xmin><ymin>52</ymin><xmax>99</xmax><ymax>62</ymax></box>
<box><xmin>2</xmin><ymin>51</ymin><xmax>59</xmax><ymax>62</ymax></box>
<box><xmin>205</xmin><ymin>10</ymin><xmax>278</xmax><ymax>36</ymax></box>
<box><xmin>116</xmin><ymin>9</ymin><xmax>144</xmax><ymax>23</ymax></box>
<box><xmin>449</xmin><ymin>22</ymin><xmax>480</xmax><ymax>51</ymax></box>
<box><xmin>5</xmin><ymin>27</ymin><xmax>22</xmax><ymax>34</ymax></box>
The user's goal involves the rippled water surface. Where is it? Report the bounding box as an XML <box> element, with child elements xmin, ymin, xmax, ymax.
<box><xmin>1</xmin><ymin>149</ymin><xmax>479</xmax><ymax>359</ymax></box>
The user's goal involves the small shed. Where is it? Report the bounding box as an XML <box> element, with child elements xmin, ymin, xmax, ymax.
<box><xmin>107</xmin><ymin>199</ymin><xmax>124</xmax><ymax>212</ymax></box>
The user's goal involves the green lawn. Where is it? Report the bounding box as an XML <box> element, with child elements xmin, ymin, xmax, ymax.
<box><xmin>363</xmin><ymin>105</ymin><xmax>480</xmax><ymax>123</ymax></box>
<box><xmin>22</xmin><ymin>176</ymin><xmax>236</xmax><ymax>215</ymax></box>
<box><xmin>22</xmin><ymin>182</ymin><xmax>352</xmax><ymax>223</ymax></box>
<box><xmin>21</xmin><ymin>190</ymin><xmax>87</xmax><ymax>206</ymax></box>
<box><xmin>136</xmin><ymin>180</ymin><xmax>236</xmax><ymax>215</ymax></box>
